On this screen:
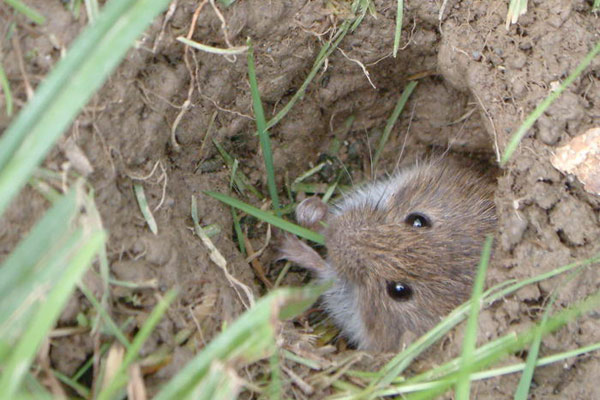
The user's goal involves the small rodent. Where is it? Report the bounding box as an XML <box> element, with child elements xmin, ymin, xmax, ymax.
<box><xmin>279</xmin><ymin>159</ymin><xmax>496</xmax><ymax>352</ymax></box>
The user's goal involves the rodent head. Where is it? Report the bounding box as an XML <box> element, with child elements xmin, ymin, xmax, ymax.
<box><xmin>323</xmin><ymin>161</ymin><xmax>496</xmax><ymax>351</ymax></box>
<box><xmin>280</xmin><ymin>160</ymin><xmax>496</xmax><ymax>352</ymax></box>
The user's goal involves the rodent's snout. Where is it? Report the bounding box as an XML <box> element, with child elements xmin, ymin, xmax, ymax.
<box><xmin>324</xmin><ymin>216</ymin><xmax>405</xmax><ymax>284</ymax></box>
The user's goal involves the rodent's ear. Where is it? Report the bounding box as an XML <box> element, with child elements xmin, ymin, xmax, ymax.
<box><xmin>278</xmin><ymin>234</ymin><xmax>327</xmax><ymax>272</ymax></box>
<box><xmin>295</xmin><ymin>197</ymin><xmax>328</xmax><ymax>231</ymax></box>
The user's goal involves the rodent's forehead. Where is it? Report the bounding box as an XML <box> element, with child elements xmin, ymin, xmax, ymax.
<box><xmin>333</xmin><ymin>168</ymin><xmax>420</xmax><ymax>215</ymax></box>
<box><xmin>332</xmin><ymin>162</ymin><xmax>492</xmax><ymax>220</ymax></box>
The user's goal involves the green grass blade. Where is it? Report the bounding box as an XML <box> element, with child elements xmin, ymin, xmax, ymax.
<box><xmin>53</xmin><ymin>369</ymin><xmax>90</xmax><ymax>399</ymax></box>
<box><xmin>192</xmin><ymin>363</ymin><xmax>242</xmax><ymax>400</ymax></box>
<box><xmin>513</xmin><ymin>292</ymin><xmax>556</xmax><ymax>400</ymax></box>
<box><xmin>393</xmin><ymin>0</ymin><xmax>404</xmax><ymax>57</ymax></box>
<box><xmin>213</xmin><ymin>139</ymin><xmax>263</xmax><ymax>199</ymax></box>
<box><xmin>373</xmin><ymin>81</ymin><xmax>418</xmax><ymax>169</ymax></box>
<box><xmin>154</xmin><ymin>286</ymin><xmax>324</xmax><ymax>399</ymax></box>
<box><xmin>266</xmin><ymin>20</ymin><xmax>351</xmax><ymax>131</ymax></box>
<box><xmin>177</xmin><ymin>37</ymin><xmax>248</xmax><ymax>55</ymax></box>
<box><xmin>247</xmin><ymin>39</ymin><xmax>280</xmax><ymax>216</ymax></box>
<box><xmin>84</xmin><ymin>0</ymin><xmax>100</xmax><ymax>23</ymax></box>
<box><xmin>227</xmin><ymin>160</ymin><xmax>247</xmax><ymax>255</ymax></box>
<box><xmin>401</xmin><ymin>290</ymin><xmax>600</xmax><ymax>400</ymax></box>
<box><xmin>0</xmin><ymin>0</ymin><xmax>171</xmax><ymax>216</ymax></box>
<box><xmin>0</xmin><ymin>231</ymin><xmax>105</xmax><ymax>397</ymax></box>
<box><xmin>133</xmin><ymin>182</ymin><xmax>158</xmax><ymax>234</ymax></box>
<box><xmin>269</xmin><ymin>349</ymin><xmax>283</xmax><ymax>400</ymax></box>
<box><xmin>455</xmin><ymin>236</ymin><xmax>493</xmax><ymax>399</ymax></box>
<box><xmin>3</xmin><ymin>0</ymin><xmax>46</xmax><ymax>24</ymax></box>
<box><xmin>350</xmin><ymin>0</ymin><xmax>370</xmax><ymax>31</ymax></box>
<box><xmin>231</xmin><ymin>207</ymin><xmax>246</xmax><ymax>255</ymax></box>
<box><xmin>0</xmin><ymin>190</ymin><xmax>76</xmax><ymax>297</ymax></box>
<box><xmin>506</xmin><ymin>0</ymin><xmax>528</xmax><ymax>28</ymax></box>
<box><xmin>0</xmin><ymin>63</ymin><xmax>13</xmax><ymax>116</ymax></box>
<box><xmin>482</xmin><ymin>341</ymin><xmax>600</xmax><ymax>382</ymax></box>
<box><xmin>205</xmin><ymin>190</ymin><xmax>325</xmax><ymax>245</ymax></box>
<box><xmin>373</xmin><ymin>340</ymin><xmax>600</xmax><ymax>397</ymax></box>
<box><xmin>0</xmin><ymin>230</ymin><xmax>85</xmax><ymax>342</ymax></box>
<box><xmin>217</xmin><ymin>0</ymin><xmax>236</xmax><ymax>7</ymax></box>
<box><xmin>293</xmin><ymin>162</ymin><xmax>327</xmax><ymax>184</ymax></box>
<box><xmin>72</xmin><ymin>342</ymin><xmax>111</xmax><ymax>382</ymax></box>
<box><xmin>78</xmin><ymin>283</ymin><xmax>131</xmax><ymax>350</ymax></box>
<box><xmin>365</xmin><ymin>252</ymin><xmax>599</xmax><ymax>397</ymax></box>
<box><xmin>501</xmin><ymin>40</ymin><xmax>600</xmax><ymax>165</ymax></box>
<box><xmin>97</xmin><ymin>290</ymin><xmax>177</xmax><ymax>400</ymax></box>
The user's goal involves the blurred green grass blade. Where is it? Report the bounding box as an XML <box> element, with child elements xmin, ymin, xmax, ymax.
<box><xmin>455</xmin><ymin>236</ymin><xmax>493</xmax><ymax>399</ymax></box>
<box><xmin>0</xmin><ymin>0</ymin><xmax>151</xmax><ymax>169</ymax></box>
<box><xmin>269</xmin><ymin>349</ymin><xmax>283</xmax><ymax>400</ymax></box>
<box><xmin>594</xmin><ymin>0</ymin><xmax>600</xmax><ymax>10</ymax></box>
<box><xmin>53</xmin><ymin>369</ymin><xmax>90</xmax><ymax>399</ymax></box>
<box><xmin>24</xmin><ymin>374</ymin><xmax>53</xmax><ymax>399</ymax></box>
<box><xmin>66</xmin><ymin>0</ymin><xmax>82</xmax><ymax>18</ymax></box>
<box><xmin>373</xmin><ymin>81</ymin><xmax>417</xmax><ymax>169</ymax></box>
<box><xmin>514</xmin><ymin>292</ymin><xmax>556</xmax><ymax>400</ymax></box>
<box><xmin>247</xmin><ymin>39</ymin><xmax>281</xmax><ymax>216</ymax></box>
<box><xmin>0</xmin><ymin>230</ymin><xmax>105</xmax><ymax>397</ymax></box>
<box><xmin>154</xmin><ymin>286</ymin><xmax>323</xmax><ymax>400</ymax></box>
<box><xmin>84</xmin><ymin>0</ymin><xmax>100</xmax><ymax>23</ymax></box>
<box><xmin>133</xmin><ymin>182</ymin><xmax>158</xmax><ymax>234</ymax></box>
<box><xmin>3</xmin><ymin>0</ymin><xmax>46</xmax><ymax>24</ymax></box>
<box><xmin>72</xmin><ymin>342</ymin><xmax>111</xmax><ymax>382</ymax></box>
<box><xmin>0</xmin><ymin>190</ymin><xmax>76</xmax><ymax>297</ymax></box>
<box><xmin>192</xmin><ymin>363</ymin><xmax>242</xmax><ymax>400</ymax></box>
<box><xmin>0</xmin><ymin>196</ymin><xmax>91</xmax><ymax>344</ymax></box>
<box><xmin>97</xmin><ymin>290</ymin><xmax>176</xmax><ymax>400</ymax></box>
<box><xmin>393</xmin><ymin>0</ymin><xmax>403</xmax><ymax>57</ymax></box>
<box><xmin>501</xmin><ymin>40</ymin><xmax>600</xmax><ymax>165</ymax></box>
<box><xmin>0</xmin><ymin>229</ymin><xmax>86</xmax><ymax>341</ymax></box>
<box><xmin>322</xmin><ymin>178</ymin><xmax>340</xmax><ymax>203</ymax></box>
<box><xmin>0</xmin><ymin>0</ymin><xmax>171</xmax><ymax>216</ymax></box>
<box><xmin>0</xmin><ymin>63</ymin><xmax>13</xmax><ymax>116</ymax></box>
<box><xmin>350</xmin><ymin>0</ymin><xmax>370</xmax><ymax>31</ymax></box>
<box><xmin>205</xmin><ymin>190</ymin><xmax>325</xmax><ymax>245</ymax></box>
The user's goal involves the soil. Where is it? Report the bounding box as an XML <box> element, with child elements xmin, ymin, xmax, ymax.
<box><xmin>1</xmin><ymin>0</ymin><xmax>599</xmax><ymax>398</ymax></box>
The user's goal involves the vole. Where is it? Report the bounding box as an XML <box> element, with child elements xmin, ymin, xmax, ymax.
<box><xmin>279</xmin><ymin>159</ymin><xmax>496</xmax><ymax>352</ymax></box>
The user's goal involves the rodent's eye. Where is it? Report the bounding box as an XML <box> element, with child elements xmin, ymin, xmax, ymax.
<box><xmin>386</xmin><ymin>281</ymin><xmax>413</xmax><ymax>302</ymax></box>
<box><xmin>405</xmin><ymin>212</ymin><xmax>431</xmax><ymax>228</ymax></box>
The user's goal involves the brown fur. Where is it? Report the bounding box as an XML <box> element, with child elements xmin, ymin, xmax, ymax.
<box><xmin>281</xmin><ymin>160</ymin><xmax>496</xmax><ymax>352</ymax></box>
